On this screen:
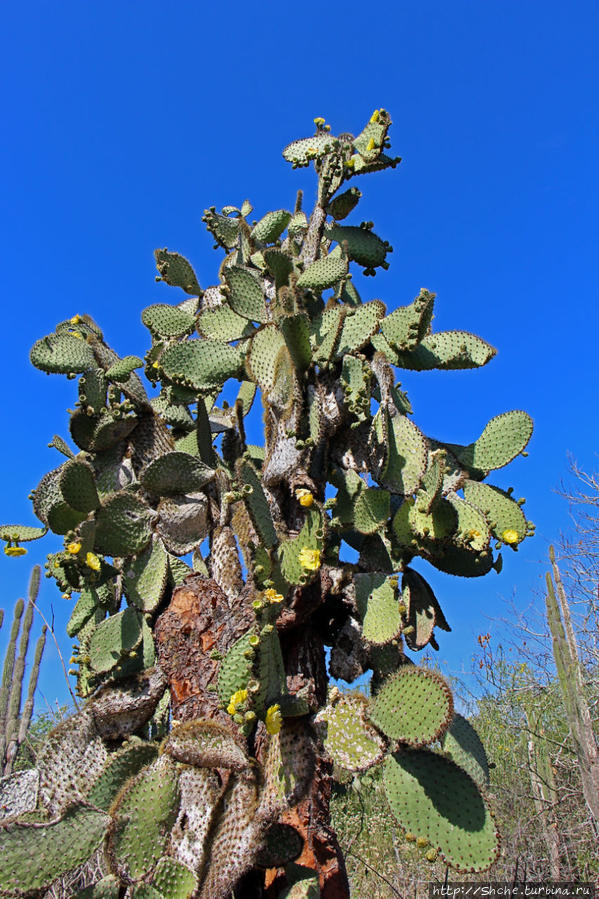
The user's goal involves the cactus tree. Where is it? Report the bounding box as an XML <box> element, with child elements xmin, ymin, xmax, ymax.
<box><xmin>0</xmin><ymin>110</ymin><xmax>534</xmax><ymax>897</ymax></box>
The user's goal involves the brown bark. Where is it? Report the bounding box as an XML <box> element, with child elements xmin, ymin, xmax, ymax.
<box><xmin>154</xmin><ymin>576</ymin><xmax>350</xmax><ymax>898</ymax></box>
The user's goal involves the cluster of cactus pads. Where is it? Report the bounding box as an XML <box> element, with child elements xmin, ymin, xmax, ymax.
<box><xmin>0</xmin><ymin>109</ymin><xmax>533</xmax><ymax>896</ymax></box>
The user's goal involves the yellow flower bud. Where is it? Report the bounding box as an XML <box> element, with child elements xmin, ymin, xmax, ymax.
<box><xmin>85</xmin><ymin>552</ymin><xmax>101</xmax><ymax>571</ymax></box>
<box><xmin>369</xmin><ymin>109</ymin><xmax>380</xmax><ymax>123</ymax></box>
<box><xmin>502</xmin><ymin>529</ymin><xmax>519</xmax><ymax>545</ymax></box>
<box><xmin>298</xmin><ymin>547</ymin><xmax>321</xmax><ymax>571</ymax></box>
<box><xmin>313</xmin><ymin>117</ymin><xmax>326</xmax><ymax>126</ymax></box>
<box><xmin>366</xmin><ymin>137</ymin><xmax>376</xmax><ymax>152</ymax></box>
<box><xmin>4</xmin><ymin>545</ymin><xmax>27</xmax><ymax>557</ymax></box>
<box><xmin>265</xmin><ymin>703</ymin><xmax>282</xmax><ymax>735</ymax></box>
<box><xmin>67</xmin><ymin>542</ymin><xmax>81</xmax><ymax>555</ymax></box>
<box><xmin>295</xmin><ymin>488</ymin><xmax>314</xmax><ymax>508</ymax></box>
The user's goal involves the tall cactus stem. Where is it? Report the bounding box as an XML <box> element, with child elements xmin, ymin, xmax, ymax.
<box><xmin>0</xmin><ymin>598</ymin><xmax>25</xmax><ymax>773</ymax></box>
<box><xmin>545</xmin><ymin>550</ymin><xmax>599</xmax><ymax>841</ymax></box>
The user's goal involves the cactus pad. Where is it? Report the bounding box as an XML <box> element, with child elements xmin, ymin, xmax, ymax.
<box><xmin>251</xmin><ymin>209</ymin><xmax>292</xmax><ymax>243</ymax></box>
<box><xmin>217</xmin><ymin>633</ymin><xmax>255</xmax><ymax>707</ymax></box>
<box><xmin>223</xmin><ymin>265</ymin><xmax>268</xmax><ymax>323</ymax></box>
<box><xmin>107</xmin><ymin>755</ymin><xmax>180</xmax><ymax>882</ymax></box>
<box><xmin>368</xmin><ymin>667</ymin><xmax>453</xmax><ymax>746</ymax></box>
<box><xmin>152</xmin><ymin>858</ymin><xmax>198</xmax><ymax>899</ymax></box>
<box><xmin>462</xmin><ymin>480</ymin><xmax>527</xmax><ymax>544</ymax></box>
<box><xmin>86</xmin><ymin>739</ymin><xmax>159</xmax><ymax>811</ymax></box>
<box><xmin>160</xmin><ymin>339</ymin><xmax>243</xmax><ymax>392</ymax></box>
<box><xmin>315</xmin><ymin>694</ymin><xmax>385</xmax><ymax>772</ymax></box>
<box><xmin>442</xmin><ymin>713</ymin><xmax>490</xmax><ymax>789</ymax></box>
<box><xmin>164</xmin><ymin>720</ymin><xmax>249</xmax><ymax>771</ymax></box>
<box><xmin>123</xmin><ymin>538</ymin><xmax>169</xmax><ymax>612</ymax></box>
<box><xmin>30</xmin><ymin>332</ymin><xmax>96</xmax><ymax>374</ymax></box>
<box><xmin>381</xmin><ymin>289</ymin><xmax>435</xmax><ymax>351</ymax></box>
<box><xmin>452</xmin><ymin>410</ymin><xmax>533</xmax><ymax>472</ymax></box>
<box><xmin>93</xmin><ymin>492</ymin><xmax>153</xmax><ymax>556</ymax></box>
<box><xmin>354</xmin><ymin>572</ymin><xmax>402</xmax><ymax>645</ymax></box>
<box><xmin>154</xmin><ymin>249</ymin><xmax>200</xmax><ymax>294</ymax></box>
<box><xmin>297</xmin><ymin>253</ymin><xmax>348</xmax><ymax>290</ymax></box>
<box><xmin>142</xmin><ymin>304</ymin><xmax>198</xmax><ymax>340</ymax></box>
<box><xmin>140</xmin><ymin>451</ymin><xmax>214</xmax><ymax>496</ymax></box>
<box><xmin>282</xmin><ymin>133</ymin><xmax>336</xmax><ymax>167</ymax></box>
<box><xmin>197</xmin><ymin>304</ymin><xmax>255</xmax><ymax>342</ymax></box>
<box><xmin>383</xmin><ymin>750</ymin><xmax>500</xmax><ymax>872</ymax></box>
<box><xmin>88</xmin><ymin>607</ymin><xmax>143</xmax><ymax>674</ymax></box>
<box><xmin>326</xmin><ymin>223</ymin><xmax>391</xmax><ymax>273</ymax></box>
<box><xmin>394</xmin><ymin>331</ymin><xmax>496</xmax><ymax>371</ymax></box>
<box><xmin>60</xmin><ymin>459</ymin><xmax>100</xmax><ymax>513</ymax></box>
<box><xmin>255</xmin><ymin>823</ymin><xmax>304</xmax><ymax>868</ymax></box>
<box><xmin>0</xmin><ymin>806</ymin><xmax>110</xmax><ymax>896</ymax></box>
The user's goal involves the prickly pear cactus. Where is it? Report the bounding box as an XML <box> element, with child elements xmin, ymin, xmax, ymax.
<box><xmin>1</xmin><ymin>109</ymin><xmax>533</xmax><ymax>896</ymax></box>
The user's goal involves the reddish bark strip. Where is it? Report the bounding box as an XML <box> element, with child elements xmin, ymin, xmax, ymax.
<box><xmin>154</xmin><ymin>574</ymin><xmax>253</xmax><ymax>725</ymax></box>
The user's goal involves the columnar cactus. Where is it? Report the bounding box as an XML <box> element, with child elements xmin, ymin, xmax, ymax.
<box><xmin>0</xmin><ymin>110</ymin><xmax>534</xmax><ymax>897</ymax></box>
<box><xmin>0</xmin><ymin>566</ymin><xmax>46</xmax><ymax>776</ymax></box>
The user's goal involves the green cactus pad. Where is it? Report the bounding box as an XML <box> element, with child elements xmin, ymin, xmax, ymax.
<box><xmin>107</xmin><ymin>755</ymin><xmax>180</xmax><ymax>883</ymax></box>
<box><xmin>355</xmin><ymin>572</ymin><xmax>402</xmax><ymax>645</ymax></box>
<box><xmin>196</xmin><ymin>303</ymin><xmax>255</xmax><ymax>342</ymax></box>
<box><xmin>316</xmin><ymin>694</ymin><xmax>386</xmax><ymax>772</ymax></box>
<box><xmin>0</xmin><ymin>806</ymin><xmax>110</xmax><ymax>896</ymax></box>
<box><xmin>326</xmin><ymin>186</ymin><xmax>362</xmax><ymax>220</ymax></box>
<box><xmin>380</xmin><ymin>289</ymin><xmax>435</xmax><ymax>351</ymax></box>
<box><xmin>154</xmin><ymin>249</ymin><xmax>200</xmax><ymax>294</ymax></box>
<box><xmin>142</xmin><ymin>304</ymin><xmax>197</xmax><ymax>339</ymax></box>
<box><xmin>238</xmin><ymin>460</ymin><xmax>277</xmax><ymax>547</ymax></box>
<box><xmin>217</xmin><ymin>633</ymin><xmax>255</xmax><ymax>706</ymax></box>
<box><xmin>401</xmin><ymin>568</ymin><xmax>451</xmax><ymax>651</ymax></box>
<box><xmin>368</xmin><ymin>667</ymin><xmax>454</xmax><ymax>746</ymax></box>
<box><xmin>383</xmin><ymin>750</ymin><xmax>500</xmax><ymax>872</ymax></box>
<box><xmin>88</xmin><ymin>607</ymin><xmax>143</xmax><ymax>673</ymax></box>
<box><xmin>59</xmin><ymin>459</ymin><xmax>100</xmax><ymax>513</ymax></box>
<box><xmin>165</xmin><ymin>720</ymin><xmax>249</xmax><ymax>771</ymax></box>
<box><xmin>373</xmin><ymin>409</ymin><xmax>427</xmax><ymax>495</ymax></box>
<box><xmin>279</xmin><ymin>864</ymin><xmax>320</xmax><ymax>899</ymax></box>
<box><xmin>75</xmin><ymin>875</ymin><xmax>120</xmax><ymax>898</ymax></box>
<box><xmin>280</xmin><ymin>314</ymin><xmax>312</xmax><ymax>370</ymax></box>
<box><xmin>86</xmin><ymin>739</ymin><xmax>159</xmax><ymax>810</ymax></box>
<box><xmin>392</xmin><ymin>496</ymin><xmax>457</xmax><ymax>547</ymax></box>
<box><xmin>93</xmin><ymin>491</ymin><xmax>153</xmax><ymax>557</ymax></box>
<box><xmin>326</xmin><ymin>224</ymin><xmax>391</xmax><ymax>272</ymax></box>
<box><xmin>255</xmin><ymin>823</ymin><xmax>304</xmax><ymax>868</ymax></box>
<box><xmin>353</xmin><ymin>487</ymin><xmax>391</xmax><ymax>535</ymax></box>
<box><xmin>264</xmin><ymin>248</ymin><xmax>294</xmax><ymax>288</ymax></box>
<box><xmin>0</xmin><ymin>524</ymin><xmax>47</xmax><ymax>543</ymax></box>
<box><xmin>223</xmin><ymin>265</ymin><xmax>268</xmax><ymax>322</ymax></box>
<box><xmin>33</xmin><ymin>466</ymin><xmax>86</xmax><ymax>534</ymax></box>
<box><xmin>105</xmin><ymin>355</ymin><xmax>144</xmax><ymax>382</ymax></box>
<box><xmin>251</xmin><ymin>209</ymin><xmax>292</xmax><ymax>243</ymax></box>
<box><xmin>443</xmin><ymin>713</ymin><xmax>490</xmax><ymax>789</ymax></box>
<box><xmin>79</xmin><ymin>368</ymin><xmax>108</xmax><ymax>413</ymax></box>
<box><xmin>335</xmin><ymin>300</ymin><xmax>386</xmax><ymax>358</ymax></box>
<box><xmin>92</xmin><ymin>412</ymin><xmax>139</xmax><ymax>453</ymax></box>
<box><xmin>123</xmin><ymin>538</ymin><xmax>169</xmax><ymax>612</ymax></box>
<box><xmin>462</xmin><ymin>480</ymin><xmax>527</xmax><ymax>544</ymax></box>
<box><xmin>255</xmin><ymin>625</ymin><xmax>288</xmax><ymax>714</ymax></box>
<box><xmin>156</xmin><ymin>493</ymin><xmax>208</xmax><ymax>556</ymax></box>
<box><xmin>283</xmin><ymin>133</ymin><xmax>336</xmax><ymax>167</ymax></box>
<box><xmin>446</xmin><ymin>495</ymin><xmax>491</xmax><ymax>552</ymax></box>
<box><xmin>279</xmin><ymin>508</ymin><xmax>323</xmax><ymax>585</ymax></box>
<box><xmin>30</xmin><ymin>331</ymin><xmax>96</xmax><ymax>374</ymax></box>
<box><xmin>247</xmin><ymin>324</ymin><xmax>289</xmax><ymax>390</ymax></box>
<box><xmin>160</xmin><ymin>339</ymin><xmax>243</xmax><ymax>392</ymax></box>
<box><xmin>152</xmin><ymin>858</ymin><xmax>198</xmax><ymax>899</ymax></box>
<box><xmin>140</xmin><ymin>452</ymin><xmax>214</xmax><ymax>496</ymax></box>
<box><xmin>394</xmin><ymin>331</ymin><xmax>496</xmax><ymax>371</ymax></box>
<box><xmin>452</xmin><ymin>410</ymin><xmax>534</xmax><ymax>472</ymax></box>
<box><xmin>424</xmin><ymin>542</ymin><xmax>495</xmax><ymax>578</ymax></box>
<box><xmin>66</xmin><ymin>587</ymin><xmax>100</xmax><ymax>638</ymax></box>
<box><xmin>297</xmin><ymin>252</ymin><xmax>348</xmax><ymax>291</ymax></box>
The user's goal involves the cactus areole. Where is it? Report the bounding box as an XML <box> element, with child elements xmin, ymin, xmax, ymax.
<box><xmin>0</xmin><ymin>110</ymin><xmax>534</xmax><ymax>897</ymax></box>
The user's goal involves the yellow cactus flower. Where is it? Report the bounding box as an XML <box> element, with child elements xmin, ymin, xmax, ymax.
<box><xmin>369</xmin><ymin>109</ymin><xmax>380</xmax><ymax>123</ymax></box>
<box><xmin>70</xmin><ymin>314</ymin><xmax>82</xmax><ymax>324</ymax></box>
<box><xmin>295</xmin><ymin>488</ymin><xmax>314</xmax><ymax>508</ymax></box>
<box><xmin>4</xmin><ymin>545</ymin><xmax>27</xmax><ymax>557</ymax></box>
<box><xmin>502</xmin><ymin>529</ymin><xmax>519</xmax><ymax>545</ymax></box>
<box><xmin>366</xmin><ymin>137</ymin><xmax>376</xmax><ymax>152</ymax></box>
<box><xmin>85</xmin><ymin>552</ymin><xmax>101</xmax><ymax>571</ymax></box>
<box><xmin>265</xmin><ymin>704</ymin><xmax>282</xmax><ymax>735</ymax></box>
<box><xmin>299</xmin><ymin>547</ymin><xmax>321</xmax><ymax>571</ymax></box>
<box><xmin>227</xmin><ymin>688</ymin><xmax>248</xmax><ymax>716</ymax></box>
<box><xmin>152</xmin><ymin>361</ymin><xmax>160</xmax><ymax>369</ymax></box>
<box><xmin>313</xmin><ymin>117</ymin><xmax>325</xmax><ymax>126</ymax></box>
<box><xmin>263</xmin><ymin>588</ymin><xmax>284</xmax><ymax>604</ymax></box>
<box><xmin>67</xmin><ymin>541</ymin><xmax>81</xmax><ymax>554</ymax></box>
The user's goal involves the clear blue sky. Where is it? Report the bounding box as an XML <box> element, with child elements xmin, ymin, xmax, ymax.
<box><xmin>1</xmin><ymin>1</ymin><xmax>598</xmax><ymax>712</ymax></box>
